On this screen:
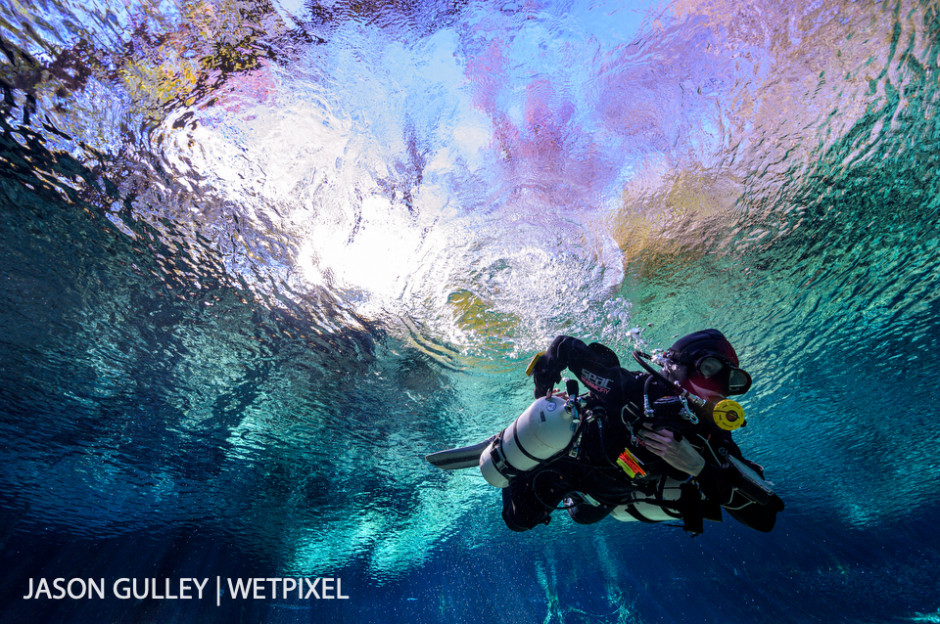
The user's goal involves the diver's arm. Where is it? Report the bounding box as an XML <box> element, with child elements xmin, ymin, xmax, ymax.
<box><xmin>695</xmin><ymin>459</ymin><xmax>785</xmax><ymax>532</ymax></box>
<box><xmin>634</xmin><ymin>423</ymin><xmax>783</xmax><ymax>531</ymax></box>
<box><xmin>532</xmin><ymin>335</ymin><xmax>622</xmax><ymax>397</ymax></box>
<box><xmin>532</xmin><ymin>336</ymin><xmax>591</xmax><ymax>396</ymax></box>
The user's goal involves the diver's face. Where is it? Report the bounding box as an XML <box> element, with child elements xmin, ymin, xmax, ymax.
<box><xmin>682</xmin><ymin>373</ymin><xmax>728</xmax><ymax>402</ymax></box>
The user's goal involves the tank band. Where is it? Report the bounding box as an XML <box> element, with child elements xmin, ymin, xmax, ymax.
<box><xmin>510</xmin><ymin>417</ymin><xmax>543</xmax><ymax>464</ymax></box>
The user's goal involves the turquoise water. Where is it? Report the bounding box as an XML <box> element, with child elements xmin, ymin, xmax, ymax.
<box><xmin>1</xmin><ymin>0</ymin><xmax>939</xmax><ymax>622</ymax></box>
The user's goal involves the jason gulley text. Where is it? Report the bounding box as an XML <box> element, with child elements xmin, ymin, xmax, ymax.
<box><xmin>23</xmin><ymin>577</ymin><xmax>349</xmax><ymax>601</ymax></box>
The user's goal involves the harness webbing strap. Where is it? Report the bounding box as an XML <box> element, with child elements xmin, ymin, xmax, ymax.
<box><xmin>510</xmin><ymin>417</ymin><xmax>542</xmax><ymax>463</ymax></box>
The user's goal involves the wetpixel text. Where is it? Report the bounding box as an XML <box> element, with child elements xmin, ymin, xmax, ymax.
<box><xmin>23</xmin><ymin>577</ymin><xmax>350</xmax><ymax>604</ymax></box>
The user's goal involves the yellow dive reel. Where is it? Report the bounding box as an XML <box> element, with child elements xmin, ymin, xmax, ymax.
<box><xmin>712</xmin><ymin>399</ymin><xmax>746</xmax><ymax>431</ymax></box>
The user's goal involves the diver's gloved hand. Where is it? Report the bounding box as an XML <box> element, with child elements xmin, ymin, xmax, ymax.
<box><xmin>637</xmin><ymin>424</ymin><xmax>706</xmax><ymax>477</ymax></box>
<box><xmin>527</xmin><ymin>351</ymin><xmax>561</xmax><ymax>398</ymax></box>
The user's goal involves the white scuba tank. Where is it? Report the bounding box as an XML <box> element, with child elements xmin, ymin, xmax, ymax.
<box><xmin>479</xmin><ymin>395</ymin><xmax>575</xmax><ymax>488</ymax></box>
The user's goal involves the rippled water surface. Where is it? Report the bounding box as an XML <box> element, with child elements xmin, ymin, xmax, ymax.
<box><xmin>2</xmin><ymin>0</ymin><xmax>940</xmax><ymax>622</ymax></box>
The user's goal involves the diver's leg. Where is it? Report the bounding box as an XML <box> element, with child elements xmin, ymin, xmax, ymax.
<box><xmin>501</xmin><ymin>471</ymin><xmax>569</xmax><ymax>532</ymax></box>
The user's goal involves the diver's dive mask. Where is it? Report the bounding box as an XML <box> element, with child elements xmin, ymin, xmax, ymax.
<box><xmin>693</xmin><ymin>355</ymin><xmax>752</xmax><ymax>395</ymax></box>
<box><xmin>665</xmin><ymin>350</ymin><xmax>752</xmax><ymax>396</ymax></box>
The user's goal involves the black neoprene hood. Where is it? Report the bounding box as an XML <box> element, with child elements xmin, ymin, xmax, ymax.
<box><xmin>666</xmin><ymin>329</ymin><xmax>740</xmax><ymax>366</ymax></box>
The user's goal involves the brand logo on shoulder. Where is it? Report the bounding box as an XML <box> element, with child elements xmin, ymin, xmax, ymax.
<box><xmin>581</xmin><ymin>370</ymin><xmax>612</xmax><ymax>394</ymax></box>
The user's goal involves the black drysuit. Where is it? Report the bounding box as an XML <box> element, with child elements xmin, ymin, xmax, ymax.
<box><xmin>501</xmin><ymin>336</ymin><xmax>785</xmax><ymax>533</ymax></box>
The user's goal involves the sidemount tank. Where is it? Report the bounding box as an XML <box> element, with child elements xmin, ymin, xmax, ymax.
<box><xmin>479</xmin><ymin>395</ymin><xmax>575</xmax><ymax>488</ymax></box>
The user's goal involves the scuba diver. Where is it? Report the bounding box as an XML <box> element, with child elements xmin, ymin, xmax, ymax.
<box><xmin>482</xmin><ymin>330</ymin><xmax>785</xmax><ymax>534</ymax></box>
